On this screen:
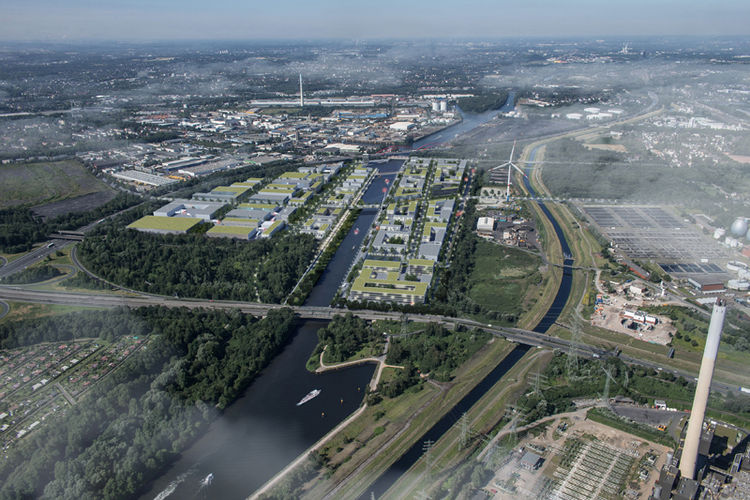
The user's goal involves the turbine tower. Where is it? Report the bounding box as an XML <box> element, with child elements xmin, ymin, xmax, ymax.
<box><xmin>492</xmin><ymin>141</ymin><xmax>528</xmax><ymax>202</ymax></box>
<box><xmin>679</xmin><ymin>298</ymin><xmax>727</xmax><ymax>480</ymax></box>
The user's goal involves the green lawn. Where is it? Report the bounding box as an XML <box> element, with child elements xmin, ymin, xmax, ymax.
<box><xmin>0</xmin><ymin>160</ymin><xmax>110</xmax><ymax>208</ymax></box>
<box><xmin>467</xmin><ymin>240</ymin><xmax>541</xmax><ymax>315</ymax></box>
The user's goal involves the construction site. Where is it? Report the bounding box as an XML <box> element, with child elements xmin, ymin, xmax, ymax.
<box><xmin>590</xmin><ymin>285</ymin><xmax>676</xmax><ymax>345</ymax></box>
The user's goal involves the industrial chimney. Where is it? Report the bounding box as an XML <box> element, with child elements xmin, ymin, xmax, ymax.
<box><xmin>299</xmin><ymin>73</ymin><xmax>304</xmax><ymax>108</ymax></box>
<box><xmin>679</xmin><ymin>298</ymin><xmax>726</xmax><ymax>479</ymax></box>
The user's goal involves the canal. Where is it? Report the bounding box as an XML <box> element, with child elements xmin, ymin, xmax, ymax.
<box><xmin>143</xmin><ymin>161</ymin><xmax>402</xmax><ymax>500</ymax></box>
<box><xmin>144</xmin><ymin>98</ymin><xmax>529</xmax><ymax>500</ymax></box>
<box><xmin>359</xmin><ymin>143</ymin><xmax>575</xmax><ymax>499</ymax></box>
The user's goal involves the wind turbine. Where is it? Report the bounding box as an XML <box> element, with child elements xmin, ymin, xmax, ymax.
<box><xmin>492</xmin><ymin>141</ymin><xmax>528</xmax><ymax>202</ymax></box>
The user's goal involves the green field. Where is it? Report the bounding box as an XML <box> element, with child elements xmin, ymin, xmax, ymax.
<box><xmin>0</xmin><ymin>301</ymin><xmax>106</xmax><ymax>325</ymax></box>
<box><xmin>467</xmin><ymin>240</ymin><xmax>542</xmax><ymax>316</ymax></box>
<box><xmin>0</xmin><ymin>160</ymin><xmax>110</xmax><ymax>208</ymax></box>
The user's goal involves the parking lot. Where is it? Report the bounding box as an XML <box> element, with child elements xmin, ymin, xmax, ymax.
<box><xmin>582</xmin><ymin>205</ymin><xmax>730</xmax><ymax>264</ymax></box>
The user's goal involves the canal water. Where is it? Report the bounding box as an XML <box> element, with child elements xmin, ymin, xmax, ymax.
<box><xmin>410</xmin><ymin>92</ymin><xmax>516</xmax><ymax>150</ymax></box>
<box><xmin>359</xmin><ymin>143</ymin><xmax>576</xmax><ymax>499</ymax></box>
<box><xmin>144</xmin><ymin>99</ymin><xmax>529</xmax><ymax>500</ymax></box>
<box><xmin>143</xmin><ymin>161</ymin><xmax>401</xmax><ymax>500</ymax></box>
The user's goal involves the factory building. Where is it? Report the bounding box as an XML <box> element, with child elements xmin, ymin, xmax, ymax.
<box><xmin>153</xmin><ymin>199</ymin><xmax>226</xmax><ymax>221</ymax></box>
<box><xmin>477</xmin><ymin>217</ymin><xmax>495</xmax><ymax>236</ymax></box>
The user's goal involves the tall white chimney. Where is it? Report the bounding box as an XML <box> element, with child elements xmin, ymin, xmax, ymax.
<box><xmin>299</xmin><ymin>73</ymin><xmax>304</xmax><ymax>107</ymax></box>
<box><xmin>679</xmin><ymin>298</ymin><xmax>726</xmax><ymax>479</ymax></box>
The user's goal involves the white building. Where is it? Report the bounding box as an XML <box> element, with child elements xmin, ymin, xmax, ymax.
<box><xmin>476</xmin><ymin>217</ymin><xmax>495</xmax><ymax>235</ymax></box>
<box><xmin>390</xmin><ymin>122</ymin><xmax>415</xmax><ymax>131</ymax></box>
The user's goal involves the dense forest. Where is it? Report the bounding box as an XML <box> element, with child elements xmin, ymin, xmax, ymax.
<box><xmin>77</xmin><ymin>228</ymin><xmax>316</xmax><ymax>303</ymax></box>
<box><xmin>0</xmin><ymin>306</ymin><xmax>297</xmax><ymax>499</ymax></box>
<box><xmin>386</xmin><ymin>323</ymin><xmax>490</xmax><ymax>383</ymax></box>
<box><xmin>0</xmin><ymin>264</ymin><xmax>61</xmax><ymax>284</ymax></box>
<box><xmin>315</xmin><ymin>313</ymin><xmax>382</xmax><ymax>363</ymax></box>
<box><xmin>457</xmin><ymin>92</ymin><xmax>510</xmax><ymax>113</ymax></box>
<box><xmin>0</xmin><ymin>192</ymin><xmax>142</xmax><ymax>253</ymax></box>
<box><xmin>517</xmin><ymin>87</ymin><xmax>612</xmax><ymax>107</ymax></box>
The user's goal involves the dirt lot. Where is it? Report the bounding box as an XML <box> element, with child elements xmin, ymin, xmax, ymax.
<box><xmin>32</xmin><ymin>190</ymin><xmax>116</xmax><ymax>220</ymax></box>
<box><xmin>583</xmin><ymin>143</ymin><xmax>628</xmax><ymax>153</ymax></box>
<box><xmin>0</xmin><ymin>160</ymin><xmax>112</xmax><ymax>209</ymax></box>
<box><xmin>590</xmin><ymin>287</ymin><xmax>675</xmax><ymax>346</ymax></box>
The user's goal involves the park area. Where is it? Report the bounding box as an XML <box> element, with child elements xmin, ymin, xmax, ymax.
<box><xmin>467</xmin><ymin>239</ymin><xmax>542</xmax><ymax>320</ymax></box>
<box><xmin>0</xmin><ymin>160</ymin><xmax>113</xmax><ymax>211</ymax></box>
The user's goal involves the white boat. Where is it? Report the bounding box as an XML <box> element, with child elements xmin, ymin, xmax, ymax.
<box><xmin>201</xmin><ymin>473</ymin><xmax>214</xmax><ymax>486</ymax></box>
<box><xmin>297</xmin><ymin>389</ymin><xmax>321</xmax><ymax>406</ymax></box>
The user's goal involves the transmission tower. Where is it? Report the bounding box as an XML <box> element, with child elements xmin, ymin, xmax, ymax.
<box><xmin>601</xmin><ymin>365</ymin><xmax>616</xmax><ymax>408</ymax></box>
<box><xmin>459</xmin><ymin>412</ymin><xmax>470</xmax><ymax>450</ymax></box>
<box><xmin>422</xmin><ymin>439</ymin><xmax>435</xmax><ymax>480</ymax></box>
<box><xmin>566</xmin><ymin>324</ymin><xmax>582</xmax><ymax>381</ymax></box>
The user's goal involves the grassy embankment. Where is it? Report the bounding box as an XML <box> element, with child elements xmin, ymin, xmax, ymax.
<box><xmin>0</xmin><ymin>301</ymin><xmax>107</xmax><ymax>325</ymax></box>
<box><xmin>381</xmin><ymin>349</ymin><xmax>553</xmax><ymax>500</ymax></box>
<box><xmin>292</xmin><ymin>337</ymin><xmax>517</xmax><ymax>499</ymax></box>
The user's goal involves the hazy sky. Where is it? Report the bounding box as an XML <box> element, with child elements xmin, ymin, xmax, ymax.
<box><xmin>3</xmin><ymin>0</ymin><xmax>750</xmax><ymax>41</ymax></box>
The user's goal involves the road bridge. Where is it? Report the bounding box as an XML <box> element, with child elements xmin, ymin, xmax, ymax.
<box><xmin>0</xmin><ymin>285</ymin><xmax>742</xmax><ymax>396</ymax></box>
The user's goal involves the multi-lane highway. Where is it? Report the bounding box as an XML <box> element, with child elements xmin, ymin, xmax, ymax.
<box><xmin>0</xmin><ymin>285</ymin><xmax>742</xmax><ymax>395</ymax></box>
<box><xmin>0</xmin><ymin>240</ymin><xmax>73</xmax><ymax>279</ymax></box>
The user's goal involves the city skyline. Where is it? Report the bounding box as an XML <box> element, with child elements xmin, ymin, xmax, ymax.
<box><xmin>3</xmin><ymin>0</ymin><xmax>750</xmax><ymax>42</ymax></box>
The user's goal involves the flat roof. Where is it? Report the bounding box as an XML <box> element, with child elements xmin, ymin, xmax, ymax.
<box><xmin>363</xmin><ymin>259</ymin><xmax>401</xmax><ymax>268</ymax></box>
<box><xmin>207</xmin><ymin>225</ymin><xmax>255</xmax><ymax>236</ymax></box>
<box><xmin>212</xmin><ymin>185</ymin><xmax>249</xmax><ymax>194</ymax></box>
<box><xmin>279</xmin><ymin>171</ymin><xmax>308</xmax><ymax>178</ymax></box>
<box><xmin>351</xmin><ymin>275</ymin><xmax>428</xmax><ymax>296</ymax></box>
<box><xmin>127</xmin><ymin>216</ymin><xmax>200</xmax><ymax>232</ymax></box>
<box><xmin>239</xmin><ymin>203</ymin><xmax>278</xmax><ymax>210</ymax></box>
<box><xmin>221</xmin><ymin>217</ymin><xmax>260</xmax><ymax>225</ymax></box>
<box><xmin>408</xmin><ymin>259</ymin><xmax>436</xmax><ymax>267</ymax></box>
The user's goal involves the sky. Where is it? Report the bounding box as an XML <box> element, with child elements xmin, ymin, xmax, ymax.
<box><xmin>3</xmin><ymin>0</ymin><xmax>750</xmax><ymax>41</ymax></box>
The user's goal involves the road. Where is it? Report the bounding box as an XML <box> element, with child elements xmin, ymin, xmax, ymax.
<box><xmin>0</xmin><ymin>285</ymin><xmax>743</xmax><ymax>397</ymax></box>
<box><xmin>0</xmin><ymin>240</ymin><xmax>73</xmax><ymax>279</ymax></box>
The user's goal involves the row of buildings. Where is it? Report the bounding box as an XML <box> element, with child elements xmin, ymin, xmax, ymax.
<box><xmin>127</xmin><ymin>162</ymin><xmax>348</xmax><ymax>241</ymax></box>
<box><xmin>348</xmin><ymin>158</ymin><xmax>467</xmax><ymax>305</ymax></box>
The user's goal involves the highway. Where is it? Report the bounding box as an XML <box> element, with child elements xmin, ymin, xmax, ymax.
<box><xmin>0</xmin><ymin>240</ymin><xmax>73</xmax><ymax>279</ymax></box>
<box><xmin>0</xmin><ymin>285</ymin><xmax>742</xmax><ymax>396</ymax></box>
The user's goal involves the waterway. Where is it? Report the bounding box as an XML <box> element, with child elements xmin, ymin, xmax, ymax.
<box><xmin>144</xmin><ymin>98</ymin><xmax>527</xmax><ymax>500</ymax></box>
<box><xmin>143</xmin><ymin>161</ymin><xmax>401</xmax><ymax>500</ymax></box>
<box><xmin>410</xmin><ymin>92</ymin><xmax>516</xmax><ymax>150</ymax></box>
<box><xmin>359</xmin><ymin>143</ymin><xmax>575</xmax><ymax>499</ymax></box>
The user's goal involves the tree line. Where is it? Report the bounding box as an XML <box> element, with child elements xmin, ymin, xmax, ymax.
<box><xmin>77</xmin><ymin>227</ymin><xmax>317</xmax><ymax>303</ymax></box>
<box><xmin>0</xmin><ymin>192</ymin><xmax>142</xmax><ymax>253</ymax></box>
<box><xmin>315</xmin><ymin>312</ymin><xmax>382</xmax><ymax>364</ymax></box>
<box><xmin>0</xmin><ymin>264</ymin><xmax>61</xmax><ymax>285</ymax></box>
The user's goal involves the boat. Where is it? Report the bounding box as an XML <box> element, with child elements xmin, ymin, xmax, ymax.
<box><xmin>354</xmin><ymin>227</ymin><xmax>359</xmax><ymax>235</ymax></box>
<box><xmin>297</xmin><ymin>389</ymin><xmax>321</xmax><ymax>406</ymax></box>
<box><xmin>201</xmin><ymin>473</ymin><xmax>214</xmax><ymax>486</ymax></box>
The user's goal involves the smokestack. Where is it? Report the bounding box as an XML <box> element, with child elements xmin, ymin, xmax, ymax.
<box><xmin>679</xmin><ymin>298</ymin><xmax>726</xmax><ymax>479</ymax></box>
<box><xmin>299</xmin><ymin>73</ymin><xmax>304</xmax><ymax>108</ymax></box>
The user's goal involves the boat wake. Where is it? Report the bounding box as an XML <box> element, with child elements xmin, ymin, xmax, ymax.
<box><xmin>153</xmin><ymin>469</ymin><xmax>194</xmax><ymax>500</ymax></box>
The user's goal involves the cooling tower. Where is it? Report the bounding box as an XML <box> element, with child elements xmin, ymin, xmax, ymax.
<box><xmin>679</xmin><ymin>299</ymin><xmax>726</xmax><ymax>480</ymax></box>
